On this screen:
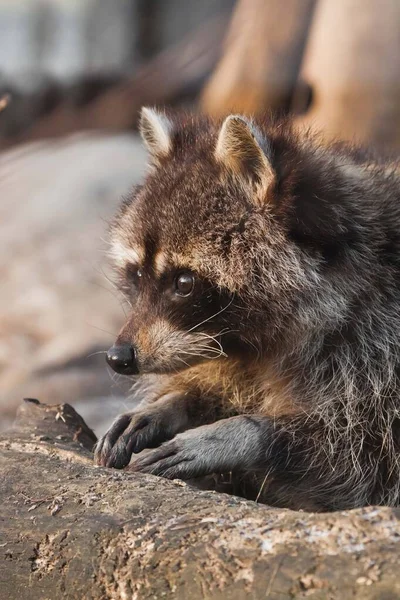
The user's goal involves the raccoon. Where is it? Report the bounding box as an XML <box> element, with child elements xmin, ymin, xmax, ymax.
<box><xmin>94</xmin><ymin>107</ymin><xmax>400</xmax><ymax>511</ymax></box>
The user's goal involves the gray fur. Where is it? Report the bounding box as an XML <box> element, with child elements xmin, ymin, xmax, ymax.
<box><xmin>129</xmin><ymin>416</ymin><xmax>270</xmax><ymax>479</ymax></box>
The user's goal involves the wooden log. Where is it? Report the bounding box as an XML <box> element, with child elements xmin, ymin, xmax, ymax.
<box><xmin>296</xmin><ymin>0</ymin><xmax>400</xmax><ymax>152</ymax></box>
<box><xmin>201</xmin><ymin>0</ymin><xmax>316</xmax><ymax>117</ymax></box>
<box><xmin>1</xmin><ymin>398</ymin><xmax>400</xmax><ymax>599</ymax></box>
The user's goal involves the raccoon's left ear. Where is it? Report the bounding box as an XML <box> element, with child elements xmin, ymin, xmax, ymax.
<box><xmin>215</xmin><ymin>115</ymin><xmax>274</xmax><ymax>203</ymax></box>
<box><xmin>139</xmin><ymin>107</ymin><xmax>173</xmax><ymax>163</ymax></box>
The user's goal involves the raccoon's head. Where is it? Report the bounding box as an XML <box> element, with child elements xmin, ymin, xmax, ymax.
<box><xmin>105</xmin><ymin>108</ymin><xmax>329</xmax><ymax>376</ymax></box>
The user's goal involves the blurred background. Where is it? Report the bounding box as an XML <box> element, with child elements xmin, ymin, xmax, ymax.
<box><xmin>0</xmin><ymin>0</ymin><xmax>399</xmax><ymax>435</ymax></box>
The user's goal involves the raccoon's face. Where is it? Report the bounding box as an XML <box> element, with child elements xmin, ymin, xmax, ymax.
<box><xmin>107</xmin><ymin>260</ymin><xmax>239</xmax><ymax>375</ymax></box>
<box><xmin>106</xmin><ymin>109</ymin><xmax>305</xmax><ymax>376</ymax></box>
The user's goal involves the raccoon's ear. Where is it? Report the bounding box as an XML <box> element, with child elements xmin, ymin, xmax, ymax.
<box><xmin>139</xmin><ymin>107</ymin><xmax>173</xmax><ymax>162</ymax></box>
<box><xmin>215</xmin><ymin>115</ymin><xmax>274</xmax><ymax>200</ymax></box>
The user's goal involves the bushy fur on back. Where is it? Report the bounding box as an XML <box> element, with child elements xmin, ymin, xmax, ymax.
<box><xmin>97</xmin><ymin>109</ymin><xmax>400</xmax><ymax>511</ymax></box>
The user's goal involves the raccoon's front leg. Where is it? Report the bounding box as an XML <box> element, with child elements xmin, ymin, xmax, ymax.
<box><xmin>129</xmin><ymin>416</ymin><xmax>271</xmax><ymax>479</ymax></box>
<box><xmin>94</xmin><ymin>391</ymin><xmax>219</xmax><ymax>469</ymax></box>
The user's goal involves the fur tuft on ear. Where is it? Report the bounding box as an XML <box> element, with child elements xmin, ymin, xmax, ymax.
<box><xmin>215</xmin><ymin>115</ymin><xmax>274</xmax><ymax>195</ymax></box>
<box><xmin>139</xmin><ymin>107</ymin><xmax>173</xmax><ymax>161</ymax></box>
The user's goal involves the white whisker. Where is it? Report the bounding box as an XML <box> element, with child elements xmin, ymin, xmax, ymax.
<box><xmin>87</xmin><ymin>350</ymin><xmax>108</xmax><ymax>358</ymax></box>
<box><xmin>187</xmin><ymin>297</ymin><xmax>234</xmax><ymax>333</ymax></box>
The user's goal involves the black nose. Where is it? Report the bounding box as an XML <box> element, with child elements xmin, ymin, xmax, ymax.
<box><xmin>106</xmin><ymin>343</ymin><xmax>138</xmax><ymax>375</ymax></box>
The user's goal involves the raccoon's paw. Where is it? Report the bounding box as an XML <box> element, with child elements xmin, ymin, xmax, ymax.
<box><xmin>128</xmin><ymin>432</ymin><xmax>207</xmax><ymax>479</ymax></box>
<box><xmin>94</xmin><ymin>394</ymin><xmax>192</xmax><ymax>469</ymax></box>
<box><xmin>129</xmin><ymin>416</ymin><xmax>267</xmax><ymax>480</ymax></box>
<box><xmin>94</xmin><ymin>410</ymin><xmax>174</xmax><ymax>469</ymax></box>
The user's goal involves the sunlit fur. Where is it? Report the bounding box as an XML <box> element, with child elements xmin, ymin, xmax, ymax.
<box><xmin>105</xmin><ymin>110</ymin><xmax>400</xmax><ymax>511</ymax></box>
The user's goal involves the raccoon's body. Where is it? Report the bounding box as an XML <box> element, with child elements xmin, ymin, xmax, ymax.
<box><xmin>95</xmin><ymin>108</ymin><xmax>400</xmax><ymax>512</ymax></box>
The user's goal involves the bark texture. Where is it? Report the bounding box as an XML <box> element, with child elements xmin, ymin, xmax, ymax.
<box><xmin>1</xmin><ymin>399</ymin><xmax>400</xmax><ymax>599</ymax></box>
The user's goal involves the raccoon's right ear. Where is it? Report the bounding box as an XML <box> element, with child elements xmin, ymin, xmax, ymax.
<box><xmin>215</xmin><ymin>115</ymin><xmax>275</xmax><ymax>203</ymax></box>
<box><xmin>139</xmin><ymin>107</ymin><xmax>173</xmax><ymax>163</ymax></box>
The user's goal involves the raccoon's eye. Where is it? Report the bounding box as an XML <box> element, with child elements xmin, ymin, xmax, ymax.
<box><xmin>175</xmin><ymin>272</ymin><xmax>195</xmax><ymax>296</ymax></box>
<box><xmin>126</xmin><ymin>264</ymin><xmax>143</xmax><ymax>285</ymax></box>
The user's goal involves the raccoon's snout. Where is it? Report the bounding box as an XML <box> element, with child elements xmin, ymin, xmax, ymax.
<box><xmin>106</xmin><ymin>343</ymin><xmax>139</xmax><ymax>375</ymax></box>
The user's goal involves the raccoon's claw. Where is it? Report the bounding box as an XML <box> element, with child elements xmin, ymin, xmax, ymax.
<box><xmin>94</xmin><ymin>413</ymin><xmax>133</xmax><ymax>468</ymax></box>
<box><xmin>94</xmin><ymin>405</ymin><xmax>182</xmax><ymax>469</ymax></box>
<box><xmin>94</xmin><ymin>412</ymin><xmax>162</xmax><ymax>469</ymax></box>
